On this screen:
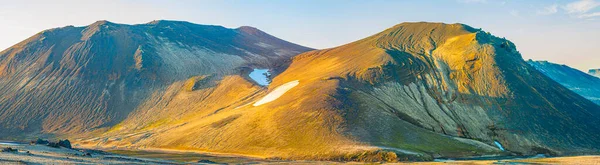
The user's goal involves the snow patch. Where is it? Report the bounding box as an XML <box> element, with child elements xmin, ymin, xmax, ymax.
<box><xmin>253</xmin><ymin>80</ymin><xmax>299</xmax><ymax>106</ymax></box>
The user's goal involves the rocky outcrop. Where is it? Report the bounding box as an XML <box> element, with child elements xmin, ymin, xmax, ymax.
<box><xmin>58</xmin><ymin>139</ymin><xmax>72</xmax><ymax>149</ymax></box>
<box><xmin>32</xmin><ymin>138</ymin><xmax>72</xmax><ymax>149</ymax></box>
<box><xmin>1</xmin><ymin>147</ymin><xmax>18</xmax><ymax>152</ymax></box>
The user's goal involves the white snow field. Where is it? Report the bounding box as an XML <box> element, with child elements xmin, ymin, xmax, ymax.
<box><xmin>253</xmin><ymin>80</ymin><xmax>299</xmax><ymax>106</ymax></box>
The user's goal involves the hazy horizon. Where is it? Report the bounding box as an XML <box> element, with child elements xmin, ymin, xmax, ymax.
<box><xmin>1</xmin><ymin>0</ymin><xmax>599</xmax><ymax>71</ymax></box>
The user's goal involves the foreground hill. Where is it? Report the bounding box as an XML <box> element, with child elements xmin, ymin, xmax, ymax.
<box><xmin>0</xmin><ymin>20</ymin><xmax>312</xmax><ymax>138</ymax></box>
<box><xmin>78</xmin><ymin>22</ymin><xmax>600</xmax><ymax>161</ymax></box>
<box><xmin>528</xmin><ymin>60</ymin><xmax>600</xmax><ymax>105</ymax></box>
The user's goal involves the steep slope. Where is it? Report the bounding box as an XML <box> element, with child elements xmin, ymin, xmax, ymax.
<box><xmin>528</xmin><ymin>60</ymin><xmax>600</xmax><ymax>105</ymax></box>
<box><xmin>0</xmin><ymin>20</ymin><xmax>312</xmax><ymax>138</ymax></box>
<box><xmin>80</xmin><ymin>22</ymin><xmax>600</xmax><ymax>161</ymax></box>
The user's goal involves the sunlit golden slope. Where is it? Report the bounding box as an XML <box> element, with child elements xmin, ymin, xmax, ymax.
<box><xmin>77</xmin><ymin>22</ymin><xmax>599</xmax><ymax>161</ymax></box>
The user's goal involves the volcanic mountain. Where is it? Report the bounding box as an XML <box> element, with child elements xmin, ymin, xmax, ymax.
<box><xmin>0</xmin><ymin>20</ymin><xmax>312</xmax><ymax>138</ymax></box>
<box><xmin>74</xmin><ymin>22</ymin><xmax>600</xmax><ymax>160</ymax></box>
<box><xmin>1</xmin><ymin>21</ymin><xmax>599</xmax><ymax>161</ymax></box>
<box><xmin>528</xmin><ymin>60</ymin><xmax>600</xmax><ymax>105</ymax></box>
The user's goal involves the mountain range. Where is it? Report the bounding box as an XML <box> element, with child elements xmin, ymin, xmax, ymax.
<box><xmin>528</xmin><ymin>60</ymin><xmax>600</xmax><ymax>105</ymax></box>
<box><xmin>0</xmin><ymin>21</ymin><xmax>599</xmax><ymax>161</ymax></box>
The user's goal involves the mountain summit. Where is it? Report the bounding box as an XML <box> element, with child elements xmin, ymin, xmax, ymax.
<box><xmin>0</xmin><ymin>20</ymin><xmax>311</xmax><ymax>137</ymax></box>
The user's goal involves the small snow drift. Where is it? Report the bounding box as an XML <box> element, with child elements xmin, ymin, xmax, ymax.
<box><xmin>253</xmin><ymin>80</ymin><xmax>299</xmax><ymax>106</ymax></box>
<box><xmin>249</xmin><ymin>69</ymin><xmax>271</xmax><ymax>86</ymax></box>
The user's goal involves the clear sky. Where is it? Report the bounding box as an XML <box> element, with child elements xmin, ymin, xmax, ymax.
<box><xmin>1</xmin><ymin>0</ymin><xmax>599</xmax><ymax>71</ymax></box>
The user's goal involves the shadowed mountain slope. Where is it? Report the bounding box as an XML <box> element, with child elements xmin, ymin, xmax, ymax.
<box><xmin>0</xmin><ymin>20</ymin><xmax>312</xmax><ymax>138</ymax></box>
<box><xmin>78</xmin><ymin>22</ymin><xmax>600</xmax><ymax>161</ymax></box>
<box><xmin>528</xmin><ymin>60</ymin><xmax>600</xmax><ymax>105</ymax></box>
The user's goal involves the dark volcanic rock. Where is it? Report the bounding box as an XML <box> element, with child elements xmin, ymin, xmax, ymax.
<box><xmin>197</xmin><ymin>159</ymin><xmax>219</xmax><ymax>164</ymax></box>
<box><xmin>1</xmin><ymin>147</ymin><xmax>17</xmax><ymax>152</ymax></box>
<box><xmin>58</xmin><ymin>139</ymin><xmax>72</xmax><ymax>149</ymax></box>
<box><xmin>47</xmin><ymin>142</ymin><xmax>60</xmax><ymax>148</ymax></box>
<box><xmin>34</xmin><ymin>138</ymin><xmax>49</xmax><ymax>145</ymax></box>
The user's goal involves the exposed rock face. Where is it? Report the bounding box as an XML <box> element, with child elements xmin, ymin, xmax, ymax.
<box><xmin>58</xmin><ymin>139</ymin><xmax>72</xmax><ymax>149</ymax></box>
<box><xmin>78</xmin><ymin>22</ymin><xmax>600</xmax><ymax>160</ymax></box>
<box><xmin>590</xmin><ymin>69</ymin><xmax>600</xmax><ymax>78</ymax></box>
<box><xmin>0</xmin><ymin>20</ymin><xmax>312</xmax><ymax>138</ymax></box>
<box><xmin>528</xmin><ymin>60</ymin><xmax>600</xmax><ymax>105</ymax></box>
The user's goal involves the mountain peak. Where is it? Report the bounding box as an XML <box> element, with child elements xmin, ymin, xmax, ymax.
<box><xmin>145</xmin><ymin>20</ymin><xmax>194</xmax><ymax>25</ymax></box>
<box><xmin>90</xmin><ymin>20</ymin><xmax>115</xmax><ymax>26</ymax></box>
<box><xmin>81</xmin><ymin>20</ymin><xmax>118</xmax><ymax>40</ymax></box>
<box><xmin>358</xmin><ymin>22</ymin><xmax>486</xmax><ymax>55</ymax></box>
<box><xmin>379</xmin><ymin>22</ymin><xmax>478</xmax><ymax>38</ymax></box>
<box><xmin>236</xmin><ymin>26</ymin><xmax>266</xmax><ymax>36</ymax></box>
<box><xmin>393</xmin><ymin>22</ymin><xmax>469</xmax><ymax>28</ymax></box>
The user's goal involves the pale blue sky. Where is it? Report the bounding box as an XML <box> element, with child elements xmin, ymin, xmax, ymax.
<box><xmin>0</xmin><ymin>0</ymin><xmax>599</xmax><ymax>71</ymax></box>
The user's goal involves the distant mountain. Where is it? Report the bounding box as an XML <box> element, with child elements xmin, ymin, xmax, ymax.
<box><xmin>79</xmin><ymin>22</ymin><xmax>600</xmax><ymax>161</ymax></box>
<box><xmin>528</xmin><ymin>60</ymin><xmax>600</xmax><ymax>105</ymax></box>
<box><xmin>0</xmin><ymin>20</ymin><xmax>312</xmax><ymax>138</ymax></box>
<box><xmin>590</xmin><ymin>69</ymin><xmax>600</xmax><ymax>78</ymax></box>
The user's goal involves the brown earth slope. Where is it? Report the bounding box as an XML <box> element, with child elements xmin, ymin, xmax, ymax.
<box><xmin>78</xmin><ymin>22</ymin><xmax>599</xmax><ymax>161</ymax></box>
<box><xmin>0</xmin><ymin>20</ymin><xmax>312</xmax><ymax>138</ymax></box>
